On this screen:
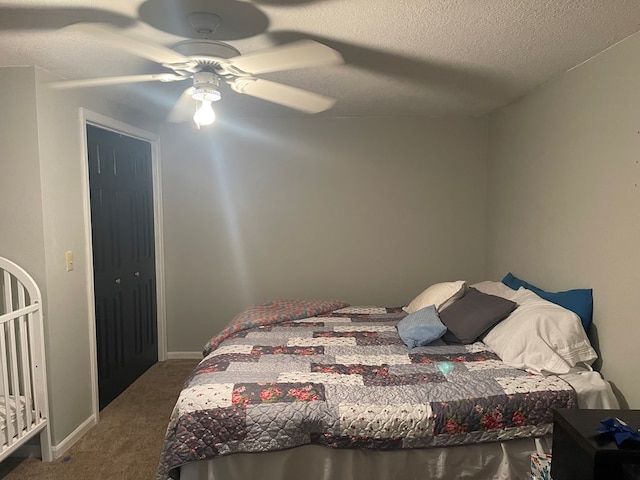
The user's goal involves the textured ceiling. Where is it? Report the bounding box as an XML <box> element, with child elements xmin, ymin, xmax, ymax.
<box><xmin>1</xmin><ymin>0</ymin><xmax>640</xmax><ymax>120</ymax></box>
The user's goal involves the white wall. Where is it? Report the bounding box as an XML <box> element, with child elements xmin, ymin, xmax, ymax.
<box><xmin>161</xmin><ymin>115</ymin><xmax>489</xmax><ymax>353</ymax></box>
<box><xmin>487</xmin><ymin>32</ymin><xmax>640</xmax><ymax>407</ymax></box>
<box><xmin>0</xmin><ymin>65</ymin><xmax>159</xmax><ymax>448</ymax></box>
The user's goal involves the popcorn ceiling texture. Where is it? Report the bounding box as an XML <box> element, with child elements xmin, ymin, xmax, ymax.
<box><xmin>1</xmin><ymin>0</ymin><xmax>640</xmax><ymax>117</ymax></box>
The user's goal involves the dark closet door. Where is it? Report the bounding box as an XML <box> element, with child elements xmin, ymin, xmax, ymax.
<box><xmin>86</xmin><ymin>124</ymin><xmax>158</xmax><ymax>410</ymax></box>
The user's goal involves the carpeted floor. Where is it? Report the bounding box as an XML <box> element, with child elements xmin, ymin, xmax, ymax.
<box><xmin>0</xmin><ymin>359</ymin><xmax>199</xmax><ymax>480</ymax></box>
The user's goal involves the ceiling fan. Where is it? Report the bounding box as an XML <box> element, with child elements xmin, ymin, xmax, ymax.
<box><xmin>54</xmin><ymin>13</ymin><xmax>344</xmax><ymax>127</ymax></box>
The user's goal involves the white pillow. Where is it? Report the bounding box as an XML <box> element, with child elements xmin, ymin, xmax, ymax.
<box><xmin>471</xmin><ymin>280</ymin><xmax>517</xmax><ymax>300</ymax></box>
<box><xmin>482</xmin><ymin>287</ymin><xmax>597</xmax><ymax>374</ymax></box>
<box><xmin>403</xmin><ymin>281</ymin><xmax>467</xmax><ymax>314</ymax></box>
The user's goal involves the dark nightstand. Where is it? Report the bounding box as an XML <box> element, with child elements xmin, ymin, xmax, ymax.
<box><xmin>551</xmin><ymin>409</ymin><xmax>640</xmax><ymax>480</ymax></box>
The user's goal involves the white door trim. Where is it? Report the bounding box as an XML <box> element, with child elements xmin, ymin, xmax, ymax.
<box><xmin>79</xmin><ymin>108</ymin><xmax>167</xmax><ymax>421</ymax></box>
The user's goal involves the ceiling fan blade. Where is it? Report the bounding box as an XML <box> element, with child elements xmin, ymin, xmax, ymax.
<box><xmin>167</xmin><ymin>87</ymin><xmax>196</xmax><ymax>123</ymax></box>
<box><xmin>49</xmin><ymin>73</ymin><xmax>187</xmax><ymax>89</ymax></box>
<box><xmin>229</xmin><ymin>78</ymin><xmax>336</xmax><ymax>113</ymax></box>
<box><xmin>66</xmin><ymin>22</ymin><xmax>194</xmax><ymax>66</ymax></box>
<box><xmin>223</xmin><ymin>40</ymin><xmax>343</xmax><ymax>75</ymax></box>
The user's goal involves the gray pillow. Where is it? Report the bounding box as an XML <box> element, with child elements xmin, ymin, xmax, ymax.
<box><xmin>396</xmin><ymin>305</ymin><xmax>447</xmax><ymax>349</ymax></box>
<box><xmin>440</xmin><ymin>287</ymin><xmax>517</xmax><ymax>344</ymax></box>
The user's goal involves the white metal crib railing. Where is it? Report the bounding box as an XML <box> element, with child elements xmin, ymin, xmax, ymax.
<box><xmin>0</xmin><ymin>257</ymin><xmax>52</xmax><ymax>462</ymax></box>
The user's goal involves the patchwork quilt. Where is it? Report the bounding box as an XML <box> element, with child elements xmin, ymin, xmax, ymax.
<box><xmin>157</xmin><ymin>301</ymin><xmax>577</xmax><ymax>480</ymax></box>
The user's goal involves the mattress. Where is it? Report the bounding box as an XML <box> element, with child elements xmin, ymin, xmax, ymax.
<box><xmin>0</xmin><ymin>395</ymin><xmax>28</xmax><ymax>446</ymax></box>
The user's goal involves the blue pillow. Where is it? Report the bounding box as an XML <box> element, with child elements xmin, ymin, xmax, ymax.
<box><xmin>502</xmin><ymin>272</ymin><xmax>593</xmax><ymax>331</ymax></box>
<box><xmin>397</xmin><ymin>305</ymin><xmax>447</xmax><ymax>349</ymax></box>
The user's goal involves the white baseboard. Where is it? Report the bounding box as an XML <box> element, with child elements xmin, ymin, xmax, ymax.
<box><xmin>51</xmin><ymin>415</ymin><xmax>97</xmax><ymax>459</ymax></box>
<box><xmin>167</xmin><ymin>351</ymin><xmax>202</xmax><ymax>360</ymax></box>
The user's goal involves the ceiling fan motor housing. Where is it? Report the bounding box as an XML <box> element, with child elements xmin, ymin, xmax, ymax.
<box><xmin>192</xmin><ymin>71</ymin><xmax>221</xmax><ymax>102</ymax></box>
<box><xmin>187</xmin><ymin>12</ymin><xmax>221</xmax><ymax>38</ymax></box>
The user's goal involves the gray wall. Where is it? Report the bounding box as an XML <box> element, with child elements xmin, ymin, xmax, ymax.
<box><xmin>161</xmin><ymin>116</ymin><xmax>489</xmax><ymax>353</ymax></box>
<box><xmin>0</xmin><ymin>67</ymin><xmax>47</xmax><ymax>290</ymax></box>
<box><xmin>487</xmin><ymin>32</ymin><xmax>640</xmax><ymax>407</ymax></box>
<box><xmin>0</xmin><ymin>66</ymin><xmax>159</xmax><ymax>447</ymax></box>
<box><xmin>35</xmin><ymin>68</ymin><xmax>159</xmax><ymax>445</ymax></box>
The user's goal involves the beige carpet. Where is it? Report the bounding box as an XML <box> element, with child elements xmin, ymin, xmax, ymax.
<box><xmin>0</xmin><ymin>359</ymin><xmax>199</xmax><ymax>480</ymax></box>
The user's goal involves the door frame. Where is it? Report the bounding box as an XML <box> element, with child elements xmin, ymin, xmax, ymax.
<box><xmin>79</xmin><ymin>108</ymin><xmax>167</xmax><ymax>421</ymax></box>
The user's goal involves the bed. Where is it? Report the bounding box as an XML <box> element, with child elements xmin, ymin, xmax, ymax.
<box><xmin>157</xmin><ymin>280</ymin><xmax>619</xmax><ymax>480</ymax></box>
<box><xmin>0</xmin><ymin>257</ymin><xmax>52</xmax><ymax>464</ymax></box>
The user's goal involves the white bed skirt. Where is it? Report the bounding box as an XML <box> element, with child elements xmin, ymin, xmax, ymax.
<box><xmin>177</xmin><ymin>370</ymin><xmax>618</xmax><ymax>480</ymax></box>
<box><xmin>183</xmin><ymin>435</ymin><xmax>554</xmax><ymax>480</ymax></box>
<box><xmin>182</xmin><ymin>436</ymin><xmax>551</xmax><ymax>480</ymax></box>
